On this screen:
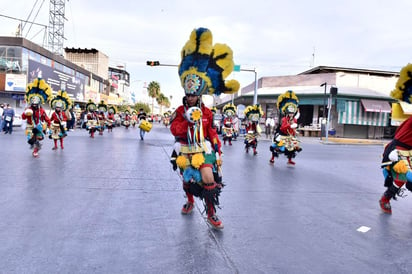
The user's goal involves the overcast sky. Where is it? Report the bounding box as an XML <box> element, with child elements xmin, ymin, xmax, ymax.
<box><xmin>1</xmin><ymin>0</ymin><xmax>412</xmax><ymax>107</ymax></box>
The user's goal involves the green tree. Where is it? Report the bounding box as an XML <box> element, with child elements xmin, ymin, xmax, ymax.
<box><xmin>133</xmin><ymin>102</ymin><xmax>150</xmax><ymax>114</ymax></box>
<box><xmin>156</xmin><ymin>93</ymin><xmax>170</xmax><ymax>114</ymax></box>
<box><xmin>147</xmin><ymin>81</ymin><xmax>161</xmax><ymax>117</ymax></box>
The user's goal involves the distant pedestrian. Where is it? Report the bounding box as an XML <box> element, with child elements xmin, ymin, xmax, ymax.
<box><xmin>3</xmin><ymin>104</ymin><xmax>15</xmax><ymax>134</ymax></box>
<box><xmin>0</xmin><ymin>103</ymin><xmax>4</xmax><ymax>132</ymax></box>
<box><xmin>265</xmin><ymin>116</ymin><xmax>275</xmax><ymax>139</ymax></box>
<box><xmin>137</xmin><ymin>108</ymin><xmax>147</xmax><ymax>140</ymax></box>
<box><xmin>68</xmin><ymin>107</ymin><xmax>76</xmax><ymax>131</ymax></box>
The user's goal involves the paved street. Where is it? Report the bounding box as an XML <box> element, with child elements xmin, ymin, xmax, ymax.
<box><xmin>0</xmin><ymin>124</ymin><xmax>411</xmax><ymax>274</ymax></box>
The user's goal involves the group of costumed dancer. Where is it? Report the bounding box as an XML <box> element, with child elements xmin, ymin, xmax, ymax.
<box><xmin>83</xmin><ymin>99</ymin><xmax>149</xmax><ymax>138</ymax></box>
<box><xmin>22</xmin><ymin>77</ymin><xmax>73</xmax><ymax>157</ymax></box>
<box><xmin>379</xmin><ymin>63</ymin><xmax>412</xmax><ymax>214</ymax></box>
<box><xmin>235</xmin><ymin>90</ymin><xmax>302</xmax><ymax>165</ymax></box>
<box><xmin>169</xmin><ymin>27</ymin><xmax>239</xmax><ymax>229</ymax></box>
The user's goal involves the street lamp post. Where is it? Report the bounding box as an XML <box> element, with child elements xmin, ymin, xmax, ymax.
<box><xmin>238</xmin><ymin>68</ymin><xmax>258</xmax><ymax>105</ymax></box>
<box><xmin>320</xmin><ymin>82</ymin><xmax>327</xmax><ymax>118</ymax></box>
<box><xmin>320</xmin><ymin>82</ymin><xmax>327</xmax><ymax>138</ymax></box>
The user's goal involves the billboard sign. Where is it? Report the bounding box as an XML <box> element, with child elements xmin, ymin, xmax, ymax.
<box><xmin>28</xmin><ymin>59</ymin><xmax>86</xmax><ymax>102</ymax></box>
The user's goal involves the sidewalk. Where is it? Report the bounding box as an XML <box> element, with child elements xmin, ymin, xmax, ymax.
<box><xmin>320</xmin><ymin>136</ymin><xmax>389</xmax><ymax>145</ymax></box>
<box><xmin>258</xmin><ymin>135</ymin><xmax>389</xmax><ymax>146</ymax></box>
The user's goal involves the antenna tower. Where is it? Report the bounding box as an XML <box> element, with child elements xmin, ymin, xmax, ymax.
<box><xmin>48</xmin><ymin>0</ymin><xmax>66</xmax><ymax>56</ymax></box>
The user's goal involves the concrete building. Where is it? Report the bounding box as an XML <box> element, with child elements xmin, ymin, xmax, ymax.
<box><xmin>0</xmin><ymin>36</ymin><xmax>133</xmax><ymax>115</ymax></box>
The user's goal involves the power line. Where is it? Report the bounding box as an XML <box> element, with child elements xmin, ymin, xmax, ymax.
<box><xmin>0</xmin><ymin>14</ymin><xmax>47</xmax><ymax>28</ymax></box>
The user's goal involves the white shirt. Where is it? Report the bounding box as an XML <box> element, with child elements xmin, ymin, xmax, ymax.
<box><xmin>265</xmin><ymin>118</ymin><xmax>275</xmax><ymax>127</ymax></box>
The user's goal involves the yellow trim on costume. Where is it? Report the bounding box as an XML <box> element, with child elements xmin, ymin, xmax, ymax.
<box><xmin>180</xmin><ymin>144</ymin><xmax>205</xmax><ymax>154</ymax></box>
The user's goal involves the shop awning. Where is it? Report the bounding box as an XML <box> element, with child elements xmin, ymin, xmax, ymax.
<box><xmin>339</xmin><ymin>101</ymin><xmax>389</xmax><ymax>127</ymax></box>
<box><xmin>360</xmin><ymin>99</ymin><xmax>391</xmax><ymax>113</ymax></box>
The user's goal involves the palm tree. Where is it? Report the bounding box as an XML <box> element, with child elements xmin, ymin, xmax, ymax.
<box><xmin>147</xmin><ymin>81</ymin><xmax>161</xmax><ymax>119</ymax></box>
<box><xmin>156</xmin><ymin>93</ymin><xmax>170</xmax><ymax>114</ymax></box>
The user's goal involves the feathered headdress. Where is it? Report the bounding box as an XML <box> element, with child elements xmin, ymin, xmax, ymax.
<box><xmin>391</xmin><ymin>63</ymin><xmax>412</xmax><ymax>103</ymax></box>
<box><xmin>50</xmin><ymin>89</ymin><xmax>72</xmax><ymax>110</ymax></box>
<box><xmin>178</xmin><ymin>27</ymin><xmax>240</xmax><ymax>96</ymax></box>
<box><xmin>97</xmin><ymin>100</ymin><xmax>108</xmax><ymax>112</ymax></box>
<box><xmin>25</xmin><ymin>78</ymin><xmax>53</xmax><ymax>105</ymax></box>
<box><xmin>244</xmin><ymin>104</ymin><xmax>263</xmax><ymax>122</ymax></box>
<box><xmin>86</xmin><ymin>99</ymin><xmax>97</xmax><ymax>112</ymax></box>
<box><xmin>108</xmin><ymin>105</ymin><xmax>117</xmax><ymax>114</ymax></box>
<box><xmin>223</xmin><ymin>102</ymin><xmax>237</xmax><ymax>117</ymax></box>
<box><xmin>277</xmin><ymin>90</ymin><xmax>299</xmax><ymax>115</ymax></box>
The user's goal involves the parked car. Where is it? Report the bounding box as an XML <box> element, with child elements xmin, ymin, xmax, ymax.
<box><xmin>12</xmin><ymin>114</ymin><xmax>23</xmax><ymax>127</ymax></box>
<box><xmin>213</xmin><ymin>113</ymin><xmax>223</xmax><ymax>134</ymax></box>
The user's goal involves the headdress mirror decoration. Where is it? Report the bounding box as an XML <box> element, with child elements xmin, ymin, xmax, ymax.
<box><xmin>97</xmin><ymin>100</ymin><xmax>108</xmax><ymax>113</ymax></box>
<box><xmin>25</xmin><ymin>77</ymin><xmax>53</xmax><ymax>106</ymax></box>
<box><xmin>244</xmin><ymin>104</ymin><xmax>263</xmax><ymax>122</ymax></box>
<box><xmin>108</xmin><ymin>105</ymin><xmax>117</xmax><ymax>114</ymax></box>
<box><xmin>50</xmin><ymin>89</ymin><xmax>72</xmax><ymax>111</ymax></box>
<box><xmin>86</xmin><ymin>99</ymin><xmax>97</xmax><ymax>112</ymax></box>
<box><xmin>277</xmin><ymin>90</ymin><xmax>299</xmax><ymax>115</ymax></box>
<box><xmin>178</xmin><ymin>27</ymin><xmax>240</xmax><ymax>97</ymax></box>
<box><xmin>223</xmin><ymin>102</ymin><xmax>237</xmax><ymax>117</ymax></box>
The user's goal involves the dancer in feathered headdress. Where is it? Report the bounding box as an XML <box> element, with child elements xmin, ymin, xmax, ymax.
<box><xmin>85</xmin><ymin>99</ymin><xmax>98</xmax><ymax>138</ymax></box>
<box><xmin>163</xmin><ymin>111</ymin><xmax>172</xmax><ymax>128</ymax></box>
<box><xmin>244</xmin><ymin>104</ymin><xmax>263</xmax><ymax>155</ymax></box>
<box><xmin>170</xmin><ymin>27</ymin><xmax>240</xmax><ymax>229</ymax></box>
<box><xmin>271</xmin><ymin>90</ymin><xmax>302</xmax><ymax>166</ymax></box>
<box><xmin>96</xmin><ymin>100</ymin><xmax>107</xmax><ymax>135</ymax></box>
<box><xmin>379</xmin><ymin>64</ymin><xmax>412</xmax><ymax>214</ymax></box>
<box><xmin>49</xmin><ymin>89</ymin><xmax>72</xmax><ymax>150</ymax></box>
<box><xmin>131</xmin><ymin>110</ymin><xmax>138</xmax><ymax>128</ymax></box>
<box><xmin>222</xmin><ymin>103</ymin><xmax>237</xmax><ymax>145</ymax></box>
<box><xmin>123</xmin><ymin>109</ymin><xmax>131</xmax><ymax>129</ymax></box>
<box><xmin>106</xmin><ymin>105</ymin><xmax>117</xmax><ymax>132</ymax></box>
<box><xmin>22</xmin><ymin>77</ymin><xmax>52</xmax><ymax>157</ymax></box>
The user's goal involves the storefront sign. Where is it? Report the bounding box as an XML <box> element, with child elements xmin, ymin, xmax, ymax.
<box><xmin>5</xmin><ymin>74</ymin><xmax>26</xmax><ymax>91</ymax></box>
<box><xmin>28</xmin><ymin>59</ymin><xmax>85</xmax><ymax>102</ymax></box>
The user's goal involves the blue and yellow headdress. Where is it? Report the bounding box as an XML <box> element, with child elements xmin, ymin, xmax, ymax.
<box><xmin>277</xmin><ymin>90</ymin><xmax>299</xmax><ymax>115</ymax></box>
<box><xmin>97</xmin><ymin>100</ymin><xmax>108</xmax><ymax>113</ymax></box>
<box><xmin>244</xmin><ymin>104</ymin><xmax>263</xmax><ymax>122</ymax></box>
<box><xmin>86</xmin><ymin>99</ymin><xmax>97</xmax><ymax>112</ymax></box>
<box><xmin>223</xmin><ymin>103</ymin><xmax>237</xmax><ymax>117</ymax></box>
<box><xmin>178</xmin><ymin>27</ymin><xmax>240</xmax><ymax>96</ymax></box>
<box><xmin>108</xmin><ymin>105</ymin><xmax>117</xmax><ymax>114</ymax></box>
<box><xmin>50</xmin><ymin>89</ymin><xmax>72</xmax><ymax>110</ymax></box>
<box><xmin>25</xmin><ymin>78</ymin><xmax>53</xmax><ymax>105</ymax></box>
<box><xmin>391</xmin><ymin>63</ymin><xmax>412</xmax><ymax>103</ymax></box>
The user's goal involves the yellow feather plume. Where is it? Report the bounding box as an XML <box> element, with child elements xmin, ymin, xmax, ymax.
<box><xmin>391</xmin><ymin>63</ymin><xmax>412</xmax><ymax>101</ymax></box>
<box><xmin>224</xmin><ymin>79</ymin><xmax>240</xmax><ymax>94</ymax></box>
<box><xmin>393</xmin><ymin>160</ymin><xmax>408</xmax><ymax>174</ymax></box>
<box><xmin>176</xmin><ymin>155</ymin><xmax>188</xmax><ymax>169</ymax></box>
<box><xmin>191</xmin><ymin>153</ymin><xmax>205</xmax><ymax>169</ymax></box>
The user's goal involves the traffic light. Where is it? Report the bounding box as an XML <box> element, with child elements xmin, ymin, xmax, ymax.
<box><xmin>146</xmin><ymin>61</ymin><xmax>160</xmax><ymax>66</ymax></box>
